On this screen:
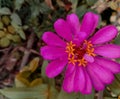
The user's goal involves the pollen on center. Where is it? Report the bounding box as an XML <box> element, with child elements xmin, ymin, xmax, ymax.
<box><xmin>65</xmin><ymin>40</ymin><xmax>95</xmax><ymax>66</ymax></box>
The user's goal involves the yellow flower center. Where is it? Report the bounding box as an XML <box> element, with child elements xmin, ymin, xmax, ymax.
<box><xmin>65</xmin><ymin>40</ymin><xmax>95</xmax><ymax>66</ymax></box>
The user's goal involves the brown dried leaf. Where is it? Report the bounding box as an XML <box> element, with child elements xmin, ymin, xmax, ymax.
<box><xmin>30</xmin><ymin>78</ymin><xmax>43</xmax><ymax>87</ymax></box>
<box><xmin>29</xmin><ymin>57</ymin><xmax>39</xmax><ymax>72</ymax></box>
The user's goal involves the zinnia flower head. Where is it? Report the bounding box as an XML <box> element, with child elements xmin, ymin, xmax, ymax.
<box><xmin>40</xmin><ymin>12</ymin><xmax>120</xmax><ymax>94</ymax></box>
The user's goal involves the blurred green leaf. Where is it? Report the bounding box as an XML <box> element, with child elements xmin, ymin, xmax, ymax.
<box><xmin>76</xmin><ymin>5</ymin><xmax>87</xmax><ymax>18</ymax></box>
<box><xmin>0</xmin><ymin>84</ymin><xmax>48</xmax><ymax>99</ymax></box>
<box><xmin>0</xmin><ymin>0</ymin><xmax>14</xmax><ymax>9</ymax></box>
<box><xmin>41</xmin><ymin>60</ymin><xmax>48</xmax><ymax>83</ymax></box>
<box><xmin>11</xmin><ymin>13</ymin><xmax>22</xmax><ymax>26</ymax></box>
<box><xmin>104</xmin><ymin>97</ymin><xmax>117</xmax><ymax>99</ymax></box>
<box><xmin>0</xmin><ymin>37</ymin><xmax>10</xmax><ymax>47</ymax></box>
<box><xmin>108</xmin><ymin>77</ymin><xmax>120</xmax><ymax>95</ymax></box>
<box><xmin>57</xmin><ymin>89</ymin><xmax>94</xmax><ymax>99</ymax></box>
<box><xmin>14</xmin><ymin>0</ymin><xmax>24</xmax><ymax>10</ymax></box>
<box><xmin>12</xmin><ymin>35</ymin><xmax>21</xmax><ymax>43</ymax></box>
<box><xmin>11</xmin><ymin>22</ymin><xmax>26</xmax><ymax>40</ymax></box>
<box><xmin>15</xmin><ymin>77</ymin><xmax>29</xmax><ymax>87</ymax></box>
<box><xmin>49</xmin><ymin>86</ymin><xmax>58</xmax><ymax>99</ymax></box>
<box><xmin>39</xmin><ymin>2</ymin><xmax>51</xmax><ymax>14</ymax></box>
<box><xmin>114</xmin><ymin>33</ymin><xmax>120</xmax><ymax>44</ymax></box>
<box><xmin>77</xmin><ymin>90</ymin><xmax>94</xmax><ymax>99</ymax></box>
<box><xmin>57</xmin><ymin>90</ymin><xmax>78</xmax><ymax>99</ymax></box>
<box><xmin>0</xmin><ymin>7</ymin><xmax>11</xmax><ymax>15</ymax></box>
<box><xmin>86</xmin><ymin>0</ymin><xmax>97</xmax><ymax>6</ymax></box>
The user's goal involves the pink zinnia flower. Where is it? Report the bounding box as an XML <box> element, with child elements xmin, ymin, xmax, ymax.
<box><xmin>40</xmin><ymin>12</ymin><xmax>120</xmax><ymax>94</ymax></box>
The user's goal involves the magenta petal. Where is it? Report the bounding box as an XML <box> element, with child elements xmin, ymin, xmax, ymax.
<box><xmin>46</xmin><ymin>55</ymin><xmax>68</xmax><ymax>78</ymax></box>
<box><xmin>82</xmin><ymin>68</ymin><xmax>92</xmax><ymax>94</ymax></box>
<box><xmin>74</xmin><ymin>66</ymin><xmax>86</xmax><ymax>92</ymax></box>
<box><xmin>66</xmin><ymin>13</ymin><xmax>80</xmax><ymax>34</ymax></box>
<box><xmin>84</xmin><ymin>54</ymin><xmax>94</xmax><ymax>63</ymax></box>
<box><xmin>94</xmin><ymin>44</ymin><xmax>120</xmax><ymax>58</ymax></box>
<box><xmin>95</xmin><ymin>57</ymin><xmax>120</xmax><ymax>73</ymax></box>
<box><xmin>89</xmin><ymin>62</ymin><xmax>114</xmax><ymax>84</ymax></box>
<box><xmin>90</xmin><ymin>25</ymin><xmax>118</xmax><ymax>44</ymax></box>
<box><xmin>62</xmin><ymin>64</ymin><xmax>76</xmax><ymax>93</ymax></box>
<box><xmin>40</xmin><ymin>46</ymin><xmax>66</xmax><ymax>60</ymax></box>
<box><xmin>87</xmin><ymin>64</ymin><xmax>105</xmax><ymax>91</ymax></box>
<box><xmin>65</xmin><ymin>63</ymin><xmax>75</xmax><ymax>77</ymax></box>
<box><xmin>42</xmin><ymin>32</ymin><xmax>66</xmax><ymax>47</ymax></box>
<box><xmin>80</xmin><ymin>12</ymin><xmax>99</xmax><ymax>36</ymax></box>
<box><xmin>54</xmin><ymin>18</ymin><xmax>73</xmax><ymax>41</ymax></box>
<box><xmin>73</xmin><ymin>32</ymin><xmax>87</xmax><ymax>45</ymax></box>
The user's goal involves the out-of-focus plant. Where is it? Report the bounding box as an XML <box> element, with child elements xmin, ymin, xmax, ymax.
<box><xmin>0</xmin><ymin>14</ymin><xmax>22</xmax><ymax>47</ymax></box>
<box><xmin>0</xmin><ymin>0</ymin><xmax>120</xmax><ymax>99</ymax></box>
<box><xmin>0</xmin><ymin>7</ymin><xmax>26</xmax><ymax>48</ymax></box>
<box><xmin>15</xmin><ymin>57</ymin><xmax>42</xmax><ymax>87</ymax></box>
<box><xmin>0</xmin><ymin>57</ymin><xmax>58</xmax><ymax>99</ymax></box>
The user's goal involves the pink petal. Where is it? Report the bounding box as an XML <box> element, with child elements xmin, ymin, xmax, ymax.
<box><xmin>42</xmin><ymin>32</ymin><xmax>66</xmax><ymax>47</ymax></box>
<box><xmin>95</xmin><ymin>57</ymin><xmax>120</xmax><ymax>73</ymax></box>
<box><xmin>84</xmin><ymin>54</ymin><xmax>94</xmax><ymax>63</ymax></box>
<box><xmin>90</xmin><ymin>25</ymin><xmax>118</xmax><ymax>44</ymax></box>
<box><xmin>88</xmin><ymin>62</ymin><xmax>114</xmax><ymax>84</ymax></box>
<box><xmin>65</xmin><ymin>63</ymin><xmax>75</xmax><ymax>78</ymax></box>
<box><xmin>74</xmin><ymin>66</ymin><xmax>86</xmax><ymax>92</ymax></box>
<box><xmin>94</xmin><ymin>44</ymin><xmax>120</xmax><ymax>58</ymax></box>
<box><xmin>54</xmin><ymin>18</ymin><xmax>73</xmax><ymax>41</ymax></box>
<box><xmin>66</xmin><ymin>13</ymin><xmax>80</xmax><ymax>34</ymax></box>
<box><xmin>40</xmin><ymin>46</ymin><xmax>66</xmax><ymax>60</ymax></box>
<box><xmin>62</xmin><ymin>64</ymin><xmax>76</xmax><ymax>93</ymax></box>
<box><xmin>87</xmin><ymin>64</ymin><xmax>105</xmax><ymax>91</ymax></box>
<box><xmin>73</xmin><ymin>32</ymin><xmax>87</xmax><ymax>46</ymax></box>
<box><xmin>46</xmin><ymin>55</ymin><xmax>68</xmax><ymax>78</ymax></box>
<box><xmin>82</xmin><ymin>68</ymin><xmax>92</xmax><ymax>94</ymax></box>
<box><xmin>80</xmin><ymin>12</ymin><xmax>99</xmax><ymax>36</ymax></box>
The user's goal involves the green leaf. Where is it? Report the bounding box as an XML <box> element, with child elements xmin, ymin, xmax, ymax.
<box><xmin>0</xmin><ymin>84</ymin><xmax>48</xmax><ymax>99</ymax></box>
<box><xmin>104</xmin><ymin>97</ymin><xmax>117</xmax><ymax>99</ymax></box>
<box><xmin>15</xmin><ymin>77</ymin><xmax>29</xmax><ymax>87</ymax></box>
<box><xmin>0</xmin><ymin>37</ymin><xmax>10</xmax><ymax>47</ymax></box>
<box><xmin>39</xmin><ymin>3</ymin><xmax>51</xmax><ymax>14</ymax></box>
<box><xmin>11</xmin><ymin>22</ymin><xmax>26</xmax><ymax>40</ymax></box>
<box><xmin>57</xmin><ymin>90</ymin><xmax>78</xmax><ymax>99</ymax></box>
<box><xmin>77</xmin><ymin>90</ymin><xmax>95</xmax><ymax>99</ymax></box>
<box><xmin>49</xmin><ymin>86</ymin><xmax>58</xmax><ymax>99</ymax></box>
<box><xmin>57</xmin><ymin>89</ymin><xmax>94</xmax><ymax>99</ymax></box>
<box><xmin>11</xmin><ymin>13</ymin><xmax>22</xmax><ymax>26</ymax></box>
<box><xmin>108</xmin><ymin>77</ymin><xmax>120</xmax><ymax>95</ymax></box>
<box><xmin>114</xmin><ymin>33</ymin><xmax>120</xmax><ymax>44</ymax></box>
<box><xmin>76</xmin><ymin>5</ymin><xmax>87</xmax><ymax>18</ymax></box>
<box><xmin>0</xmin><ymin>7</ymin><xmax>11</xmax><ymax>15</ymax></box>
<box><xmin>14</xmin><ymin>0</ymin><xmax>24</xmax><ymax>10</ymax></box>
<box><xmin>41</xmin><ymin>60</ymin><xmax>48</xmax><ymax>83</ymax></box>
<box><xmin>86</xmin><ymin>0</ymin><xmax>97</xmax><ymax>6</ymax></box>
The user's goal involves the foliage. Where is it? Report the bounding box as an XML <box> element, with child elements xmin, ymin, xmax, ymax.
<box><xmin>0</xmin><ymin>0</ymin><xmax>120</xmax><ymax>99</ymax></box>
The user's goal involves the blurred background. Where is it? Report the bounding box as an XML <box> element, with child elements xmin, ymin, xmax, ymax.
<box><xmin>0</xmin><ymin>0</ymin><xmax>120</xmax><ymax>99</ymax></box>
